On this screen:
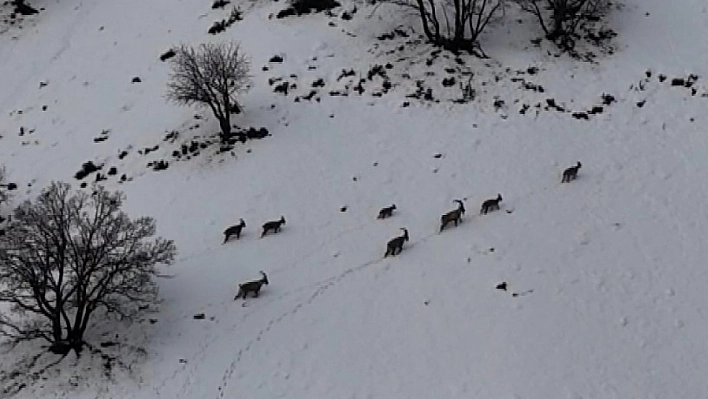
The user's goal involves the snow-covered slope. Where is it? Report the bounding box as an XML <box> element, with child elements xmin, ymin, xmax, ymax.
<box><xmin>2</xmin><ymin>0</ymin><xmax>708</xmax><ymax>398</ymax></box>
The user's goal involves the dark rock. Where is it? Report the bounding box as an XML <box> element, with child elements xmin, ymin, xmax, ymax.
<box><xmin>160</xmin><ymin>49</ymin><xmax>176</xmax><ymax>62</ymax></box>
<box><xmin>246</xmin><ymin>127</ymin><xmax>269</xmax><ymax>139</ymax></box>
<box><xmin>367</xmin><ymin>64</ymin><xmax>387</xmax><ymax>80</ymax></box>
<box><xmin>14</xmin><ymin>0</ymin><xmax>38</xmax><ymax>15</ymax></box>
<box><xmin>75</xmin><ymin>161</ymin><xmax>102</xmax><ymax>180</ymax></box>
<box><xmin>274</xmin><ymin>81</ymin><xmax>289</xmax><ymax>95</ymax></box>
<box><xmin>212</xmin><ymin>0</ymin><xmax>230</xmax><ymax>8</ymax></box>
<box><xmin>208</xmin><ymin>20</ymin><xmax>227</xmax><ymax>35</ymax></box>
<box><xmin>152</xmin><ymin>160</ymin><xmax>169</xmax><ymax>171</ymax></box>
<box><xmin>141</xmin><ymin>145</ymin><xmax>159</xmax><ymax>155</ymax></box>
<box><xmin>337</xmin><ymin>69</ymin><xmax>355</xmax><ymax>80</ymax></box>
<box><xmin>601</xmin><ymin>93</ymin><xmax>615</xmax><ymax>105</ymax></box>
<box><xmin>442</xmin><ymin>77</ymin><xmax>455</xmax><ymax>87</ymax></box>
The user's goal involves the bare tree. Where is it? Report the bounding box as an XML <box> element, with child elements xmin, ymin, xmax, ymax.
<box><xmin>166</xmin><ymin>42</ymin><xmax>251</xmax><ymax>142</ymax></box>
<box><xmin>0</xmin><ymin>182</ymin><xmax>176</xmax><ymax>355</ymax></box>
<box><xmin>514</xmin><ymin>0</ymin><xmax>610</xmax><ymax>49</ymax></box>
<box><xmin>390</xmin><ymin>0</ymin><xmax>505</xmax><ymax>55</ymax></box>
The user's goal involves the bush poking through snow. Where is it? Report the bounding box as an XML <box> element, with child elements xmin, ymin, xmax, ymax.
<box><xmin>0</xmin><ymin>182</ymin><xmax>176</xmax><ymax>355</ymax></box>
<box><xmin>276</xmin><ymin>0</ymin><xmax>341</xmax><ymax>18</ymax></box>
<box><xmin>212</xmin><ymin>0</ymin><xmax>230</xmax><ymax>9</ymax></box>
<box><xmin>74</xmin><ymin>161</ymin><xmax>102</xmax><ymax>180</ymax></box>
<box><xmin>208</xmin><ymin>7</ymin><xmax>242</xmax><ymax>35</ymax></box>
<box><xmin>386</xmin><ymin>0</ymin><xmax>505</xmax><ymax>56</ymax></box>
<box><xmin>12</xmin><ymin>0</ymin><xmax>38</xmax><ymax>16</ymax></box>
<box><xmin>166</xmin><ymin>42</ymin><xmax>251</xmax><ymax>143</ymax></box>
<box><xmin>513</xmin><ymin>0</ymin><xmax>612</xmax><ymax>51</ymax></box>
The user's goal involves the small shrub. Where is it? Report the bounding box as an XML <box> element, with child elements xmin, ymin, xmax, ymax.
<box><xmin>276</xmin><ymin>0</ymin><xmax>340</xmax><ymax>18</ymax></box>
<box><xmin>212</xmin><ymin>0</ymin><xmax>230</xmax><ymax>9</ymax></box>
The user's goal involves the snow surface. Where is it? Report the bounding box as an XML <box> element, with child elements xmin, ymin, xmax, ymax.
<box><xmin>1</xmin><ymin>0</ymin><xmax>708</xmax><ymax>398</ymax></box>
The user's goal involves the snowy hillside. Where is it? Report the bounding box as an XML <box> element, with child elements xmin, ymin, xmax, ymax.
<box><xmin>2</xmin><ymin>0</ymin><xmax>708</xmax><ymax>398</ymax></box>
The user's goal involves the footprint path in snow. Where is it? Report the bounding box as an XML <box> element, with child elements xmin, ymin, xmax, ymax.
<box><xmin>147</xmin><ymin>164</ymin><xmax>562</xmax><ymax>399</ymax></box>
<box><xmin>150</xmin><ymin>155</ymin><xmax>564</xmax><ymax>399</ymax></box>
<box><xmin>164</xmin><ymin>220</ymin><xmax>370</xmax><ymax>399</ymax></box>
<box><xmin>212</xmin><ymin>180</ymin><xmax>557</xmax><ymax>398</ymax></box>
<box><xmin>215</xmin><ymin>256</ymin><xmax>384</xmax><ymax>399</ymax></box>
<box><xmin>170</xmin><ymin>280</ymin><xmax>323</xmax><ymax>399</ymax></box>
<box><xmin>210</xmin><ymin>176</ymin><xmax>563</xmax><ymax>398</ymax></box>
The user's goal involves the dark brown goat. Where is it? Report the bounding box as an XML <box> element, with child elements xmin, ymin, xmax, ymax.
<box><xmin>377</xmin><ymin>204</ymin><xmax>397</xmax><ymax>219</ymax></box>
<box><xmin>561</xmin><ymin>162</ymin><xmax>582</xmax><ymax>183</ymax></box>
<box><xmin>234</xmin><ymin>271</ymin><xmax>269</xmax><ymax>300</ymax></box>
<box><xmin>223</xmin><ymin>218</ymin><xmax>246</xmax><ymax>243</ymax></box>
<box><xmin>480</xmin><ymin>194</ymin><xmax>502</xmax><ymax>215</ymax></box>
<box><xmin>261</xmin><ymin>216</ymin><xmax>286</xmax><ymax>237</ymax></box>
<box><xmin>384</xmin><ymin>228</ymin><xmax>409</xmax><ymax>257</ymax></box>
<box><xmin>440</xmin><ymin>199</ymin><xmax>465</xmax><ymax>232</ymax></box>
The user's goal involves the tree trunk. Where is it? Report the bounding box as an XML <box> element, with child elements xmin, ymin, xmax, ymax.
<box><xmin>549</xmin><ymin>2</ymin><xmax>567</xmax><ymax>39</ymax></box>
<box><xmin>453</xmin><ymin>0</ymin><xmax>464</xmax><ymax>43</ymax></box>
<box><xmin>69</xmin><ymin>331</ymin><xmax>85</xmax><ymax>354</ymax></box>
<box><xmin>51</xmin><ymin>313</ymin><xmax>63</xmax><ymax>344</ymax></box>
<box><xmin>218</xmin><ymin>116</ymin><xmax>232</xmax><ymax>142</ymax></box>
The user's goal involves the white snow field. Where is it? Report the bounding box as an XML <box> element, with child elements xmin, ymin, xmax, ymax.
<box><xmin>1</xmin><ymin>0</ymin><xmax>708</xmax><ymax>398</ymax></box>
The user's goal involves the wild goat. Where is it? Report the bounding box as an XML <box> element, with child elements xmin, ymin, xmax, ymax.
<box><xmin>561</xmin><ymin>162</ymin><xmax>582</xmax><ymax>183</ymax></box>
<box><xmin>384</xmin><ymin>228</ymin><xmax>409</xmax><ymax>257</ymax></box>
<box><xmin>234</xmin><ymin>271</ymin><xmax>269</xmax><ymax>300</ymax></box>
<box><xmin>480</xmin><ymin>194</ymin><xmax>502</xmax><ymax>215</ymax></box>
<box><xmin>440</xmin><ymin>199</ymin><xmax>465</xmax><ymax>232</ymax></box>
<box><xmin>261</xmin><ymin>216</ymin><xmax>285</xmax><ymax>237</ymax></box>
<box><xmin>223</xmin><ymin>219</ymin><xmax>246</xmax><ymax>243</ymax></box>
<box><xmin>377</xmin><ymin>204</ymin><xmax>397</xmax><ymax>219</ymax></box>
